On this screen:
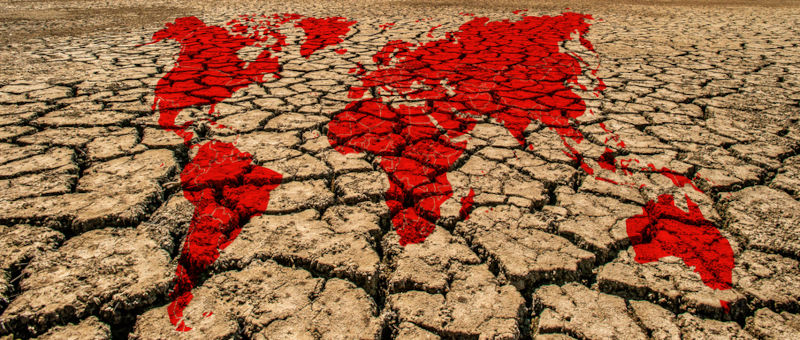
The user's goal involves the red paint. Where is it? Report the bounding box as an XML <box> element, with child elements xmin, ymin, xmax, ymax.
<box><xmin>295</xmin><ymin>17</ymin><xmax>356</xmax><ymax>58</ymax></box>
<box><xmin>148</xmin><ymin>14</ymin><xmax>353</xmax><ymax>331</ymax></box>
<box><xmin>598</xmin><ymin>122</ymin><xmax>624</xmax><ymax>148</ymax></box>
<box><xmin>336</xmin><ymin>48</ymin><xmax>347</xmax><ymax>54</ymax></box>
<box><xmin>598</xmin><ymin>148</ymin><xmax>617</xmax><ymax>172</ymax></box>
<box><xmin>626</xmin><ymin>194</ymin><xmax>733</xmax><ymax>291</ymax></box>
<box><xmin>646</xmin><ymin>164</ymin><xmax>702</xmax><ymax>193</ymax></box>
<box><xmin>720</xmin><ymin>300</ymin><xmax>730</xmax><ymax>314</ymax></box>
<box><xmin>459</xmin><ymin>189</ymin><xmax>476</xmax><ymax>220</ymax></box>
<box><xmin>619</xmin><ymin>158</ymin><xmax>637</xmax><ymax>176</ymax></box>
<box><xmin>149</xmin><ymin>16</ymin><xmax>285</xmax><ymax>143</ymax></box>
<box><xmin>328</xmin><ymin>12</ymin><xmax>598</xmax><ymax>245</ymax></box>
<box><xmin>348</xmin><ymin>62</ymin><xmax>366</xmax><ymax>75</ymax></box>
<box><xmin>595</xmin><ymin>176</ymin><xmax>618</xmax><ymax>185</ymax></box>
<box><xmin>146</xmin><ymin>10</ymin><xmax>736</xmax><ymax>326</ymax></box>
<box><xmin>352</xmin><ymin>12</ymin><xmax>731</xmax><ymax>304</ymax></box>
<box><xmin>563</xmin><ymin>139</ymin><xmax>594</xmax><ymax>175</ymax></box>
<box><xmin>168</xmin><ymin>141</ymin><xmax>282</xmax><ymax>331</ymax></box>
<box><xmin>379</xmin><ymin>22</ymin><xmax>395</xmax><ymax>30</ymax></box>
<box><xmin>427</xmin><ymin>24</ymin><xmax>442</xmax><ymax>38</ymax></box>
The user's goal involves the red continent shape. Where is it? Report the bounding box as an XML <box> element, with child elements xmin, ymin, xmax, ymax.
<box><xmin>626</xmin><ymin>194</ymin><xmax>734</xmax><ymax>291</ymax></box>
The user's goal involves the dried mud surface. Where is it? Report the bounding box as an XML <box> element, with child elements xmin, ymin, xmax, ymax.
<box><xmin>0</xmin><ymin>0</ymin><xmax>799</xmax><ymax>339</ymax></box>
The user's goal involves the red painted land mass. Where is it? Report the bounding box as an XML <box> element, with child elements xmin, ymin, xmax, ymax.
<box><xmin>626</xmin><ymin>194</ymin><xmax>734</xmax><ymax>291</ymax></box>
<box><xmin>148</xmin><ymin>14</ymin><xmax>354</xmax><ymax>331</ymax></box>
<box><xmin>149</xmin><ymin>16</ymin><xmax>281</xmax><ymax>143</ymax></box>
<box><xmin>169</xmin><ymin>141</ymin><xmax>282</xmax><ymax>331</ymax></box>
<box><xmin>295</xmin><ymin>17</ymin><xmax>356</xmax><ymax>58</ymax></box>
<box><xmin>328</xmin><ymin>12</ymin><xmax>598</xmax><ymax>245</ymax></box>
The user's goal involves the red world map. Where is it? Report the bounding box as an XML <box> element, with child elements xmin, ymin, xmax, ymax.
<box><xmin>147</xmin><ymin>12</ymin><xmax>735</xmax><ymax>331</ymax></box>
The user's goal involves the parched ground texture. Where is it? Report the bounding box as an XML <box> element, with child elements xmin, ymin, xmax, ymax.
<box><xmin>1</xmin><ymin>0</ymin><xmax>799</xmax><ymax>339</ymax></box>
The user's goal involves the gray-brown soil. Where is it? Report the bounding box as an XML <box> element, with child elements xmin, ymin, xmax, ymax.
<box><xmin>0</xmin><ymin>0</ymin><xmax>799</xmax><ymax>339</ymax></box>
